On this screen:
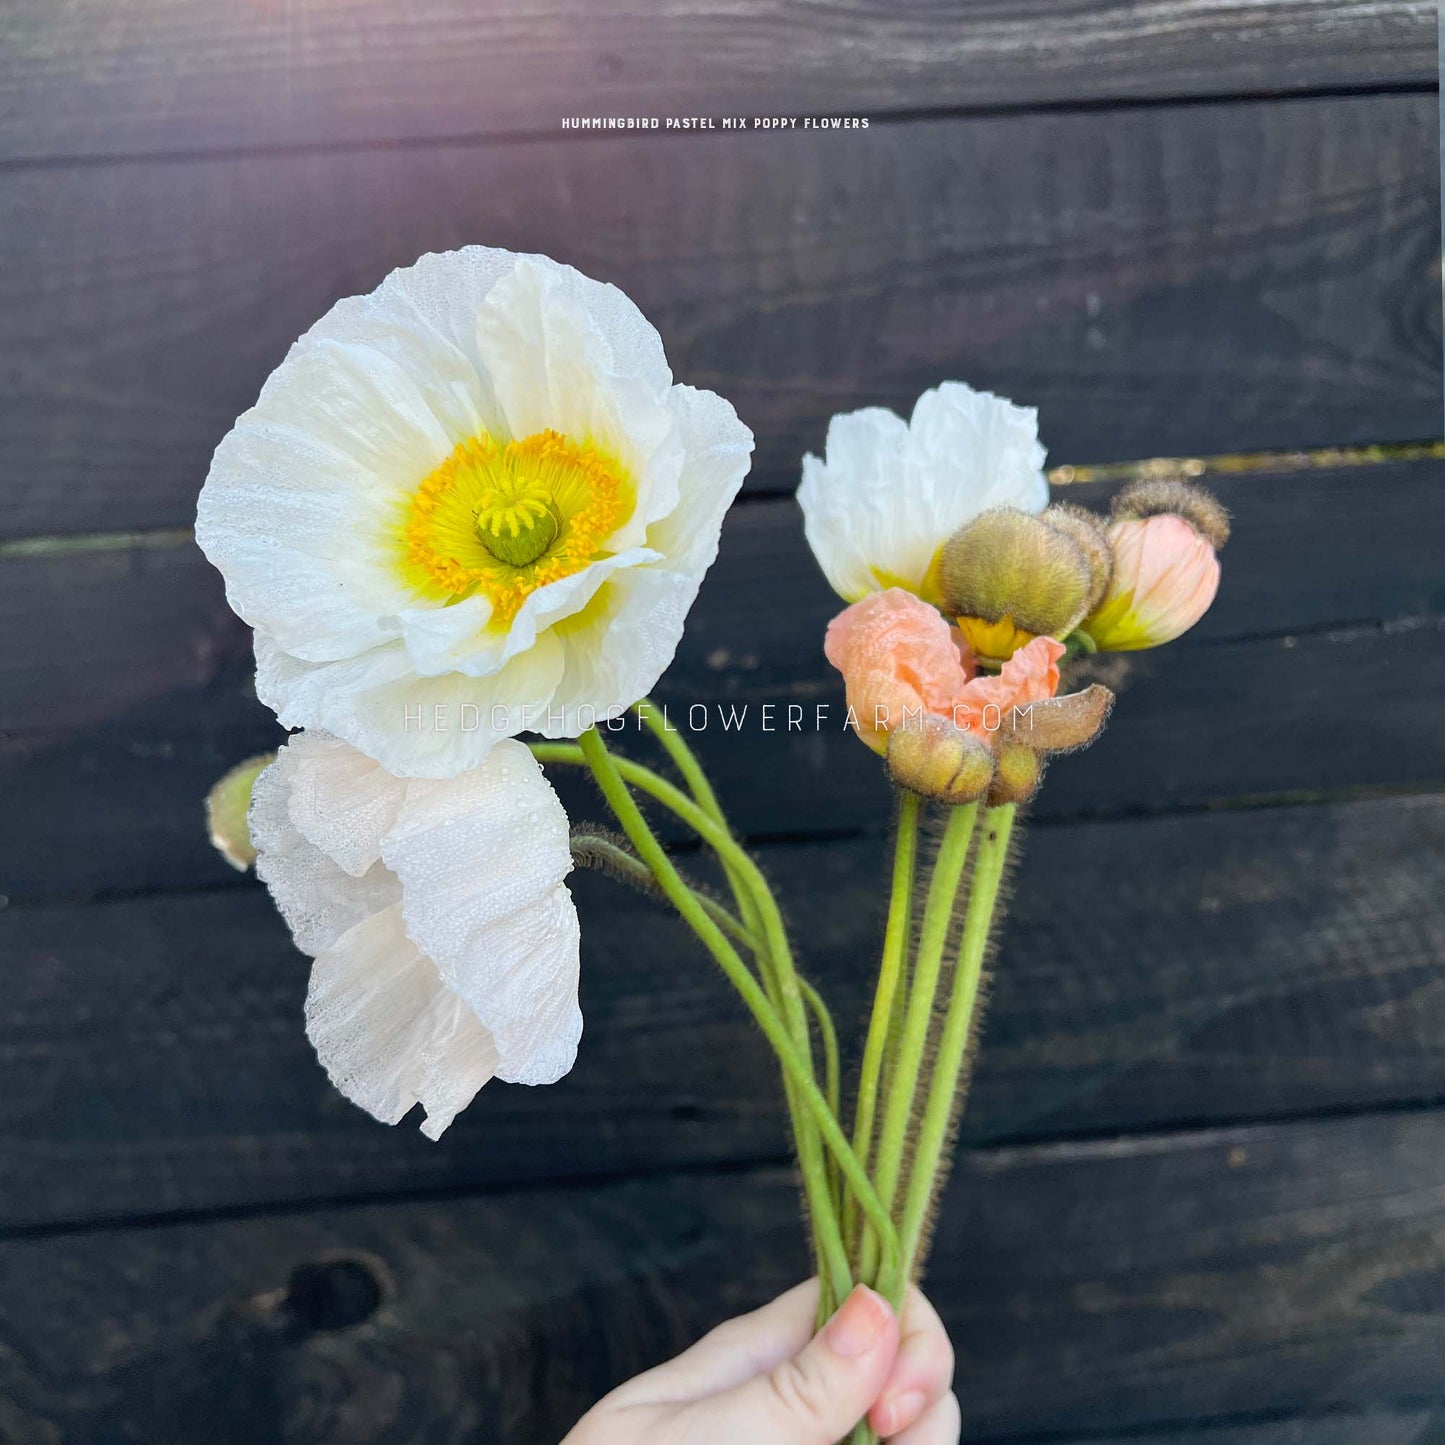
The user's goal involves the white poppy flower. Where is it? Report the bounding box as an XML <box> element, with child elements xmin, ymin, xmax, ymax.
<box><xmin>197</xmin><ymin>248</ymin><xmax>753</xmax><ymax>777</ymax></box>
<box><xmin>249</xmin><ymin>731</ymin><xmax>581</xmax><ymax>1139</ymax></box>
<box><xmin>798</xmin><ymin>382</ymin><xmax>1049</xmax><ymax>605</ymax></box>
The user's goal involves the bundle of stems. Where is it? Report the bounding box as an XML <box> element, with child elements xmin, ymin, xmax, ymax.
<box><xmin>534</xmin><ymin>702</ymin><xmax>1021</xmax><ymax>1445</ymax></box>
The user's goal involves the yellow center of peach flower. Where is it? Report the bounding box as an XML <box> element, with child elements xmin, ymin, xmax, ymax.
<box><xmin>401</xmin><ymin>430</ymin><xmax>631</xmax><ymax>625</ymax></box>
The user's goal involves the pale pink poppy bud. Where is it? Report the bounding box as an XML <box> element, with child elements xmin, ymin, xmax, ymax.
<box><xmin>1082</xmin><ymin>513</ymin><xmax>1221</xmax><ymax>651</ymax></box>
<box><xmin>1081</xmin><ymin>479</ymin><xmax>1227</xmax><ymax>651</ymax></box>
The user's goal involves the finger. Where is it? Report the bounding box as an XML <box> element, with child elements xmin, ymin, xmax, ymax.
<box><xmin>608</xmin><ymin>1280</ymin><xmax>820</xmax><ymax>1404</ymax></box>
<box><xmin>676</xmin><ymin>1284</ymin><xmax>900</xmax><ymax>1445</ymax></box>
<box><xmin>888</xmin><ymin>1389</ymin><xmax>961</xmax><ymax>1445</ymax></box>
<box><xmin>869</xmin><ymin>1285</ymin><xmax>955</xmax><ymax>1436</ymax></box>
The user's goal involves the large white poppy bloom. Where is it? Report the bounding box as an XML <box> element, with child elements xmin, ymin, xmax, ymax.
<box><xmin>198</xmin><ymin>248</ymin><xmax>753</xmax><ymax>777</ymax></box>
<box><xmin>798</xmin><ymin>382</ymin><xmax>1049</xmax><ymax>605</ymax></box>
<box><xmin>249</xmin><ymin>731</ymin><xmax>581</xmax><ymax>1139</ymax></box>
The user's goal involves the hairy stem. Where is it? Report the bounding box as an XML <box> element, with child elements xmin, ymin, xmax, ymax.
<box><xmin>569</xmin><ymin>832</ymin><xmax>759</xmax><ymax>951</ymax></box>
<box><xmin>864</xmin><ymin>802</ymin><xmax>979</xmax><ymax>1299</ymax></box>
<box><xmin>846</xmin><ymin>789</ymin><xmax>920</xmax><ymax>1255</ymax></box>
<box><xmin>571</xmin><ymin>730</ymin><xmax>899</xmax><ymax>1300</ymax></box>
<box><xmin>898</xmin><ymin>804</ymin><xmax>1016</xmax><ymax>1279</ymax></box>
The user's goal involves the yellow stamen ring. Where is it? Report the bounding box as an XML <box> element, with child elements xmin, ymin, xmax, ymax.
<box><xmin>401</xmin><ymin>429</ymin><xmax>630</xmax><ymax>626</ymax></box>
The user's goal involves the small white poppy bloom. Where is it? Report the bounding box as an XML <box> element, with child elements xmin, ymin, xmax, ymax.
<box><xmin>249</xmin><ymin>731</ymin><xmax>581</xmax><ymax>1139</ymax></box>
<box><xmin>198</xmin><ymin>248</ymin><xmax>753</xmax><ymax>777</ymax></box>
<box><xmin>798</xmin><ymin>382</ymin><xmax>1049</xmax><ymax>605</ymax></box>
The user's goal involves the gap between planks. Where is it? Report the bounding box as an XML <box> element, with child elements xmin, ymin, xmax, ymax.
<box><xmin>4</xmin><ymin>440</ymin><xmax>1440</xmax><ymax>559</ymax></box>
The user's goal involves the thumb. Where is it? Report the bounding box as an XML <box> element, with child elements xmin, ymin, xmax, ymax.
<box><xmin>680</xmin><ymin>1285</ymin><xmax>900</xmax><ymax>1445</ymax></box>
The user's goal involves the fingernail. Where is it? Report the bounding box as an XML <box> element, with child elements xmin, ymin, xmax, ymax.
<box><xmin>824</xmin><ymin>1285</ymin><xmax>890</xmax><ymax>1358</ymax></box>
<box><xmin>876</xmin><ymin>1389</ymin><xmax>926</xmax><ymax>1434</ymax></box>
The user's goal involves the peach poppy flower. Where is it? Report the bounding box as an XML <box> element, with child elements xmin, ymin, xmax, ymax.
<box><xmin>824</xmin><ymin>589</ymin><xmax>1061</xmax><ymax>749</ymax></box>
<box><xmin>825</xmin><ymin>589</ymin><xmax>1110</xmax><ymax>803</ymax></box>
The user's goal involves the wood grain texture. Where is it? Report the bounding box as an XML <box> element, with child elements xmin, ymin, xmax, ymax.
<box><xmin>0</xmin><ymin>92</ymin><xmax>1438</xmax><ymax>539</ymax></box>
<box><xmin>0</xmin><ymin>1</ymin><xmax>1434</xmax><ymax>164</ymax></box>
<box><xmin>2</xmin><ymin>1112</ymin><xmax>1445</xmax><ymax>1440</ymax></box>
<box><xmin>3</xmin><ymin>794</ymin><xmax>1441</xmax><ymax>1232</ymax></box>
<box><xmin>4</xmin><ymin>463</ymin><xmax>1443</xmax><ymax>900</ymax></box>
<box><xmin>1038</xmin><ymin>1410</ymin><xmax>1445</xmax><ymax>1445</ymax></box>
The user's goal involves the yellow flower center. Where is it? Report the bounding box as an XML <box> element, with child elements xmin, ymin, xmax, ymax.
<box><xmin>402</xmin><ymin>430</ymin><xmax>630</xmax><ymax>626</ymax></box>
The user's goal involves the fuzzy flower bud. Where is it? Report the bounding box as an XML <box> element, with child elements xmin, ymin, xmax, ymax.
<box><xmin>937</xmin><ymin>507</ymin><xmax>1095</xmax><ymax>664</ymax></box>
<box><xmin>1081</xmin><ymin>479</ymin><xmax>1228</xmax><ymax>651</ymax></box>
<box><xmin>1041</xmin><ymin>502</ymin><xmax>1113</xmax><ymax>616</ymax></box>
<box><xmin>205</xmin><ymin>752</ymin><xmax>276</xmax><ymax>870</ymax></box>
<box><xmin>888</xmin><ymin>717</ymin><xmax>997</xmax><ymax>805</ymax></box>
<box><xmin>989</xmin><ymin>741</ymin><xmax>1043</xmax><ymax>806</ymax></box>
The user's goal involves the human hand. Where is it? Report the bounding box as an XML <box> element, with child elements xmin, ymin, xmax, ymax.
<box><xmin>562</xmin><ymin>1279</ymin><xmax>958</xmax><ymax>1444</ymax></box>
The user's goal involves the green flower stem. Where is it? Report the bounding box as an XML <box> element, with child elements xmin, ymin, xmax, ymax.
<box><xmin>533</xmin><ymin>741</ymin><xmax>801</xmax><ymax>1025</ymax></box>
<box><xmin>897</xmin><ymin>803</ymin><xmax>1016</xmax><ymax>1279</ymax></box>
<box><xmin>632</xmin><ymin>702</ymin><xmax>729</xmax><ymax>829</ymax></box>
<box><xmin>863</xmin><ymin>801</ymin><xmax>979</xmax><ymax>1298</ymax></box>
<box><xmin>572</xmin><ymin>729</ymin><xmax>900</xmax><ymax>1301</ymax></box>
<box><xmin>632</xmin><ymin>701</ymin><xmax>770</xmax><ymax>945</ymax></box>
<box><xmin>568</xmin><ymin>832</ymin><xmax>760</xmax><ymax>951</ymax></box>
<box><xmin>845</xmin><ymin>789</ymin><xmax>920</xmax><ymax>1252</ymax></box>
<box><xmin>538</xmin><ymin>742</ymin><xmax>823</xmax><ymax>1116</ymax></box>
<box><xmin>800</xmin><ymin>974</ymin><xmax>843</xmax><ymax>1215</ymax></box>
<box><xmin>535</xmin><ymin>739</ymin><xmax>843</xmax><ymax>1283</ymax></box>
<box><xmin>630</xmin><ymin>704</ymin><xmax>838</xmax><ymax>1195</ymax></box>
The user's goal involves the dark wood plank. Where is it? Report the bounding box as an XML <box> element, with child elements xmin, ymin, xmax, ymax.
<box><xmin>4</xmin><ymin>462</ymin><xmax>1444</xmax><ymax>900</ymax></box>
<box><xmin>3</xmin><ymin>794</ymin><xmax>1441</xmax><ymax>1231</ymax></box>
<box><xmin>1038</xmin><ymin>1412</ymin><xmax>1445</xmax><ymax>1445</ymax></box>
<box><xmin>1</xmin><ymin>92</ymin><xmax>1437</xmax><ymax>538</ymax></box>
<box><xmin>0</xmin><ymin>1</ymin><xmax>1433</xmax><ymax>163</ymax></box>
<box><xmin>3</xmin><ymin>1112</ymin><xmax>1444</xmax><ymax>1440</ymax></box>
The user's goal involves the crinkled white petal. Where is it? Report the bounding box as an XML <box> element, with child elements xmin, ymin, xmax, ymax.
<box><xmin>643</xmin><ymin>385</ymin><xmax>754</xmax><ymax>574</ymax></box>
<box><xmin>249</xmin><ymin>750</ymin><xmax>402</xmax><ymax>955</ymax></box>
<box><xmin>544</xmin><ymin>565</ymin><xmax>704</xmax><ymax>736</ymax></box>
<box><xmin>475</xmin><ymin>259</ymin><xmax>683</xmax><ymax>552</ymax></box>
<box><xmin>198</xmin><ymin>341</ymin><xmax>465</xmax><ymax>662</ymax></box>
<box><xmin>306</xmin><ymin>902</ymin><xmax>503</xmax><ymax>1139</ymax></box>
<box><xmin>304</xmin><ymin>253</ymin><xmax>510</xmax><ymax>446</ymax></box>
<box><xmin>382</xmin><ymin>749</ymin><xmax>581</xmax><ymax>1085</ymax></box>
<box><xmin>278</xmin><ymin>729</ymin><xmax>407</xmax><ymax>878</ymax></box>
<box><xmin>541</xmin><ymin>384</ymin><xmax>753</xmax><ymax>735</ymax></box>
<box><xmin>799</xmin><ymin>381</ymin><xmax>1049</xmax><ymax>602</ymax></box>
<box><xmin>255</xmin><ymin>733</ymin><xmax>583</xmax><ymax>1136</ymax></box>
<box><xmin>254</xmin><ymin>628</ymin><xmax>569</xmax><ymax>779</ymax></box>
<box><xmin>396</xmin><ymin>547</ymin><xmax>661</xmax><ymax>680</ymax></box>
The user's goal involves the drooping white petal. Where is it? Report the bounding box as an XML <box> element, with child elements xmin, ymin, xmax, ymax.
<box><xmin>799</xmin><ymin>382</ymin><xmax>1049</xmax><ymax>602</ymax></box>
<box><xmin>305</xmin><ymin>902</ymin><xmax>503</xmax><ymax>1139</ymax></box>
<box><xmin>249</xmin><ymin>749</ymin><xmax>402</xmax><ymax>955</ymax></box>
<box><xmin>544</xmin><ymin>565</ymin><xmax>703</xmax><ymax>737</ymax></box>
<box><xmin>381</xmin><ymin>744</ymin><xmax>581</xmax><ymax>1085</ymax></box>
<box><xmin>255</xmin><ymin>733</ymin><xmax>584</xmax><ymax>1137</ymax></box>
<box><xmin>278</xmin><ymin>729</ymin><xmax>407</xmax><ymax>878</ymax></box>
